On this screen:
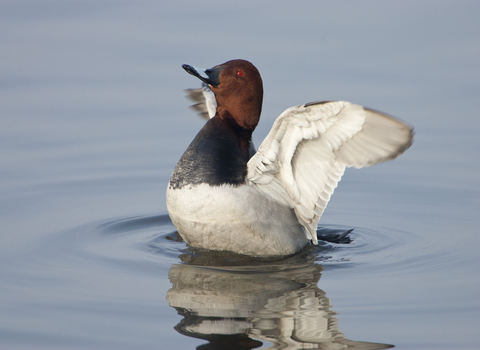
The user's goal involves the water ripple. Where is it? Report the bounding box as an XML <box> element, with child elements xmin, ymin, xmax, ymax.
<box><xmin>31</xmin><ymin>214</ymin><xmax>445</xmax><ymax>277</ymax></box>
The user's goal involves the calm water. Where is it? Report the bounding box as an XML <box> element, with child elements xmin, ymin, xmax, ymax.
<box><xmin>1</xmin><ymin>1</ymin><xmax>479</xmax><ymax>349</ymax></box>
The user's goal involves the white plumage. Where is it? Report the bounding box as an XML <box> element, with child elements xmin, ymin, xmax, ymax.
<box><xmin>247</xmin><ymin>101</ymin><xmax>413</xmax><ymax>243</ymax></box>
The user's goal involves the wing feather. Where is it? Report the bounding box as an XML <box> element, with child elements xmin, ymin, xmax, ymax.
<box><xmin>247</xmin><ymin>101</ymin><xmax>413</xmax><ymax>243</ymax></box>
<box><xmin>185</xmin><ymin>83</ymin><xmax>217</xmax><ymax>119</ymax></box>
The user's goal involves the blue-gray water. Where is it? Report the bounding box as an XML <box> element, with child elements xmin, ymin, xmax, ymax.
<box><xmin>1</xmin><ymin>1</ymin><xmax>479</xmax><ymax>349</ymax></box>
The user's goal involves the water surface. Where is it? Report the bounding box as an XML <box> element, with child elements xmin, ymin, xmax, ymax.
<box><xmin>1</xmin><ymin>1</ymin><xmax>479</xmax><ymax>349</ymax></box>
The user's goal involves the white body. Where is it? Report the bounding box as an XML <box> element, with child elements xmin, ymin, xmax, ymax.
<box><xmin>167</xmin><ymin>183</ymin><xmax>308</xmax><ymax>256</ymax></box>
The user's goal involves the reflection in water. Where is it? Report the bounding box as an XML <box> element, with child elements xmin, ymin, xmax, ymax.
<box><xmin>166</xmin><ymin>257</ymin><xmax>392</xmax><ymax>350</ymax></box>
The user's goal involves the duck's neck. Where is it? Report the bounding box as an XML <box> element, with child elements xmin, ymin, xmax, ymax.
<box><xmin>216</xmin><ymin>106</ymin><xmax>260</xmax><ymax>133</ymax></box>
<box><xmin>215</xmin><ymin>86</ymin><xmax>263</xmax><ymax>131</ymax></box>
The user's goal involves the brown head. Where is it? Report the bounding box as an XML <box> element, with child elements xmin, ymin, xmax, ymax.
<box><xmin>182</xmin><ymin>59</ymin><xmax>263</xmax><ymax>133</ymax></box>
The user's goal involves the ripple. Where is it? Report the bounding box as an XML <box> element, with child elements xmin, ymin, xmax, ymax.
<box><xmin>27</xmin><ymin>213</ymin><xmax>181</xmax><ymax>277</ymax></box>
<box><xmin>28</xmin><ymin>214</ymin><xmax>447</xmax><ymax>278</ymax></box>
<box><xmin>317</xmin><ymin>223</ymin><xmax>453</xmax><ymax>276</ymax></box>
<box><xmin>97</xmin><ymin>215</ymin><xmax>173</xmax><ymax>235</ymax></box>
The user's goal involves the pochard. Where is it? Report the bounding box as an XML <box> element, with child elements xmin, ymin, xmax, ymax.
<box><xmin>166</xmin><ymin>59</ymin><xmax>413</xmax><ymax>257</ymax></box>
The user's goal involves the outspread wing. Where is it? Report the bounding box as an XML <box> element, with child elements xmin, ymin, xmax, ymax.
<box><xmin>246</xmin><ymin>101</ymin><xmax>414</xmax><ymax>243</ymax></box>
<box><xmin>185</xmin><ymin>83</ymin><xmax>216</xmax><ymax>119</ymax></box>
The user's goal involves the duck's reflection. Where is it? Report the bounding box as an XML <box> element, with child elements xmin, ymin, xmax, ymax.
<box><xmin>166</xmin><ymin>253</ymin><xmax>392</xmax><ymax>350</ymax></box>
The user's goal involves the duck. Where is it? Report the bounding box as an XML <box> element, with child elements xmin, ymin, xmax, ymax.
<box><xmin>166</xmin><ymin>59</ymin><xmax>413</xmax><ymax>257</ymax></box>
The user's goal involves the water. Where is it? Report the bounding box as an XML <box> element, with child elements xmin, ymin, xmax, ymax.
<box><xmin>1</xmin><ymin>1</ymin><xmax>479</xmax><ymax>349</ymax></box>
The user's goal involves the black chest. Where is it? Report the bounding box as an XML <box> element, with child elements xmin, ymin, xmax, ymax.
<box><xmin>169</xmin><ymin>118</ymin><xmax>252</xmax><ymax>189</ymax></box>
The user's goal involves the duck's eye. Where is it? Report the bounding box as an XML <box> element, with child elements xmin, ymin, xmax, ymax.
<box><xmin>237</xmin><ymin>70</ymin><xmax>243</xmax><ymax>77</ymax></box>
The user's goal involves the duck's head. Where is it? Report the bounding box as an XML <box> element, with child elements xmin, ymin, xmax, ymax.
<box><xmin>182</xmin><ymin>59</ymin><xmax>263</xmax><ymax>132</ymax></box>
